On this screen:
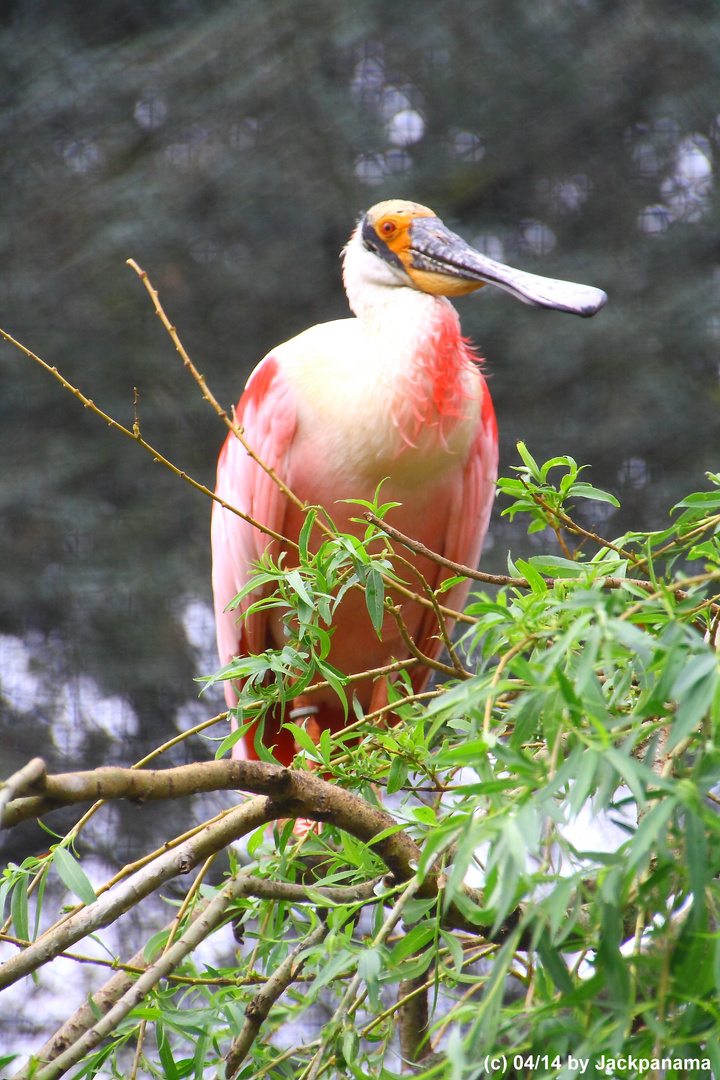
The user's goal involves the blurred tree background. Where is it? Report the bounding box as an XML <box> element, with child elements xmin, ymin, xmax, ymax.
<box><xmin>1</xmin><ymin>0</ymin><xmax>719</xmax><ymax>812</ymax></box>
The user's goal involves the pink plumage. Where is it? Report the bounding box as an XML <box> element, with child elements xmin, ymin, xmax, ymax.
<box><xmin>212</xmin><ymin>199</ymin><xmax>605</xmax><ymax>763</ymax></box>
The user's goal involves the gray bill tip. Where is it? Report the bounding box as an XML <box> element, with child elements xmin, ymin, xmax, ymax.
<box><xmin>520</xmin><ymin>275</ymin><xmax>608</xmax><ymax>318</ymax></box>
<box><xmin>454</xmin><ymin>253</ymin><xmax>608</xmax><ymax>318</ymax></box>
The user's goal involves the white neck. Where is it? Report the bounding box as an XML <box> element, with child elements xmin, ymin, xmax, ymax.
<box><xmin>342</xmin><ymin>222</ymin><xmax>454</xmax><ymax>342</ymax></box>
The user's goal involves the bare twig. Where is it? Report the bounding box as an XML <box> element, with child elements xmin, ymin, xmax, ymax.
<box><xmin>365</xmin><ymin>511</ymin><xmax>524</xmax><ymax>585</ymax></box>
<box><xmin>0</xmin><ymin>929</ymin><xmax>278</xmax><ymax>986</ymax></box>
<box><xmin>388</xmin><ymin>603</ymin><xmax>468</xmax><ymax>681</ymax></box>
<box><xmin>128</xmin><ymin>259</ymin><xmax>307</xmax><ymax>515</ymax></box>
<box><xmin>631</xmin><ymin>512</ymin><xmax>720</xmax><ymax>574</ymax></box>
<box><xmin>0</xmin><ymin>326</ymin><xmax>294</xmax><ymax>549</ymax></box>
<box><xmin>128</xmin><ymin>1017</ymin><xmax>147</xmax><ymax>1080</ymax></box>
<box><xmin>524</xmin><ymin>486</ymin><xmax>640</xmax><ymax>564</ymax></box>
<box><xmin>366</xmin><ymin>510</ymin><xmax>719</xmax><ymax>613</ymax></box>
<box><xmin>619</xmin><ymin>571</ymin><xmax>720</xmax><ymax>623</ymax></box>
<box><xmin>389</xmin><ymin>550</ymin><xmax>470</xmax><ymax>678</ymax></box>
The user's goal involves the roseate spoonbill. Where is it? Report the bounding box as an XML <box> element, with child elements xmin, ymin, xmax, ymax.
<box><xmin>212</xmin><ymin>200</ymin><xmax>606</xmax><ymax>764</ymax></box>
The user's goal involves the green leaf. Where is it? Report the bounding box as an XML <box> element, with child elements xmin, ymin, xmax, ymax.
<box><xmin>342</xmin><ymin>1027</ymin><xmax>360</xmax><ymax>1066</ymax></box>
<box><xmin>143</xmin><ymin>927</ymin><xmax>171</xmax><ymax>962</ymax></box>
<box><xmin>53</xmin><ymin>846</ymin><xmax>97</xmax><ymax>906</ymax></box>
<box><xmin>706</xmin><ymin>1037</ymin><xmax>720</xmax><ymax>1080</ymax></box>
<box><xmin>33</xmin><ymin>864</ymin><xmax>48</xmax><ymax>941</ymax></box>
<box><xmin>685</xmin><ymin>809</ymin><xmax>708</xmax><ymax>917</ymax></box>
<box><xmin>364</xmin><ymin>566</ymin><xmax>385</xmax><ymax>636</ymax></box>
<box><xmin>11</xmin><ymin>878</ymin><xmax>29</xmax><ymax>942</ymax></box>
<box><xmin>358</xmin><ymin>947</ymin><xmax>382</xmax><ymax>1010</ymax></box>
<box><xmin>627</xmin><ymin>797</ymin><xmax>677</xmax><ymax>870</ymax></box>
<box><xmin>440</xmin><ymin>928</ymin><xmax>464</xmax><ymax>978</ymax></box>
<box><xmin>365</xmin><ymin>822</ymin><xmax>408</xmax><ymax>847</ymax></box>
<box><xmin>668</xmin><ymin>653</ymin><xmax>718</xmax><ymax>750</ymax></box>
<box><xmin>319</xmin><ymin>726</ymin><xmax>333</xmax><ymax>766</ymax></box>
<box><xmin>157</xmin><ymin>1022</ymin><xmax>180</xmax><ymax>1080</ymax></box>
<box><xmin>0</xmin><ymin>879</ymin><xmax>10</xmax><ymax>926</ymax></box>
<box><xmin>603</xmin><ymin>747</ymin><xmax>647</xmax><ymax>807</ymax></box>
<box><xmin>515</xmin><ymin>441</ymin><xmax>542</xmax><ymax>481</ymax></box>
<box><xmin>674</xmin><ymin>491</ymin><xmax>720</xmax><ymax>510</ymax></box>
<box><xmin>514</xmin><ymin>558</ymin><xmax>548</xmax><ymax>593</ymax></box>
<box><xmin>284</xmin><ymin>721</ymin><xmax>322</xmax><ymax>760</ymax></box>
<box><xmin>713</xmin><ymin>936</ymin><xmax>720</xmax><ymax>996</ymax></box>
<box><xmin>568</xmin><ymin>750</ymin><xmax>599</xmax><ymax>816</ymax></box>
<box><xmin>86</xmin><ymin>994</ymin><xmax>105</xmax><ymax>1022</ymax></box>
<box><xmin>193</xmin><ymin>1033</ymin><xmax>210</xmax><ymax>1080</ymax></box>
<box><xmin>308</xmin><ymin>949</ymin><xmax>355</xmax><ymax>997</ymax></box>
<box><xmin>569</xmin><ymin>483</ymin><xmax>620</xmax><ymax>506</ymax></box>
<box><xmin>315</xmin><ymin>659</ymin><xmax>348</xmax><ymax>717</ymax></box>
<box><xmin>527</xmin><ymin>554</ymin><xmax>584</xmax><ymax>578</ymax></box>
<box><xmin>299</xmin><ymin>507</ymin><xmax>317</xmax><ymax>560</ymax></box>
<box><xmin>431</xmin><ymin>737</ymin><xmax>493</xmax><ymax>769</ymax></box>
<box><xmin>536</xmin><ymin>929</ymin><xmax>574</xmax><ymax>994</ymax></box>
<box><xmin>672</xmin><ymin>650</ymin><xmax>718</xmax><ymax>699</ymax></box>
<box><xmin>215</xmin><ymin>719</ymin><xmax>254</xmax><ymax>760</ymax></box>
<box><xmin>247</xmin><ymin>824</ymin><xmax>267</xmax><ymax>859</ymax></box>
<box><xmin>386</xmin><ymin>755</ymin><xmax>408</xmax><ymax>794</ymax></box>
<box><xmin>389</xmin><ymin>924</ymin><xmax>434</xmax><ymax>964</ymax></box>
<box><xmin>286</xmin><ymin>568</ymin><xmax>314</xmax><ymax>607</ymax></box>
<box><xmin>687</xmin><ymin>539</ymin><xmax>720</xmax><ymax>562</ymax></box>
<box><xmin>596</xmin><ymin>901</ymin><xmax>631</xmax><ymax>1011</ymax></box>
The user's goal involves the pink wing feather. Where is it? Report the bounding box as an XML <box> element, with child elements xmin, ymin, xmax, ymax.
<box><xmin>211</xmin><ymin>354</ymin><xmax>297</xmax><ymax>707</ymax></box>
<box><xmin>444</xmin><ymin>378</ymin><xmax>498</xmax><ymax>575</ymax></box>
<box><xmin>409</xmin><ymin>378</ymin><xmax>498</xmax><ymax>677</ymax></box>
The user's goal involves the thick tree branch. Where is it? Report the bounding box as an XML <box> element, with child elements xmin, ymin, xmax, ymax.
<box><xmin>0</xmin><ymin>760</ymin><xmax>503</xmax><ymax>950</ymax></box>
<box><xmin>0</xmin><ymin>798</ymin><xmax>269</xmax><ymax>990</ymax></box>
<box><xmin>223</xmin><ymin>920</ymin><xmax>329</xmax><ymax>1078</ymax></box>
<box><xmin>11</xmin><ymin>891</ymin><xmax>213</xmax><ymax>1077</ymax></box>
<box><xmin>2</xmin><ymin>759</ymin><xmax>299</xmax><ymax>827</ymax></box>
<box><xmin>29</xmin><ymin>872</ymin><xmax>255</xmax><ymax>1080</ymax></box>
<box><xmin>398</xmin><ymin>973</ymin><xmax>430</xmax><ymax>1068</ymax></box>
<box><xmin>0</xmin><ymin>756</ymin><xmax>46</xmax><ymax>818</ymax></box>
<box><xmin>0</xmin><ymin>761</ymin><xmax>427</xmax><ymax>889</ymax></box>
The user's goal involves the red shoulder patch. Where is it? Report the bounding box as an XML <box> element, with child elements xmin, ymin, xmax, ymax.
<box><xmin>480</xmin><ymin>377</ymin><xmax>498</xmax><ymax>441</ymax></box>
<box><xmin>237</xmin><ymin>354</ymin><xmax>279</xmax><ymax>422</ymax></box>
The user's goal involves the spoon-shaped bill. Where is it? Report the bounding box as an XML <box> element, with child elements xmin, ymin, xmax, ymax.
<box><xmin>409</xmin><ymin>216</ymin><xmax>607</xmax><ymax>318</ymax></box>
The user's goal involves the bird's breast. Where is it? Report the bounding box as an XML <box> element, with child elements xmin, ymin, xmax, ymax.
<box><xmin>274</xmin><ymin>315</ymin><xmax>484</xmax><ymax>502</ymax></box>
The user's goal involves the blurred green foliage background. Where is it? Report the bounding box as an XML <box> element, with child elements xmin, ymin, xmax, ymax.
<box><xmin>1</xmin><ymin>0</ymin><xmax>719</xmax><ymax>783</ymax></box>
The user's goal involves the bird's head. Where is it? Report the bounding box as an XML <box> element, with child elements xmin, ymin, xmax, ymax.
<box><xmin>343</xmin><ymin>199</ymin><xmax>607</xmax><ymax>318</ymax></box>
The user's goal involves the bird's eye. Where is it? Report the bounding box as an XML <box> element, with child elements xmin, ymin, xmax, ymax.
<box><xmin>380</xmin><ymin>220</ymin><xmax>396</xmax><ymax>236</ymax></box>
